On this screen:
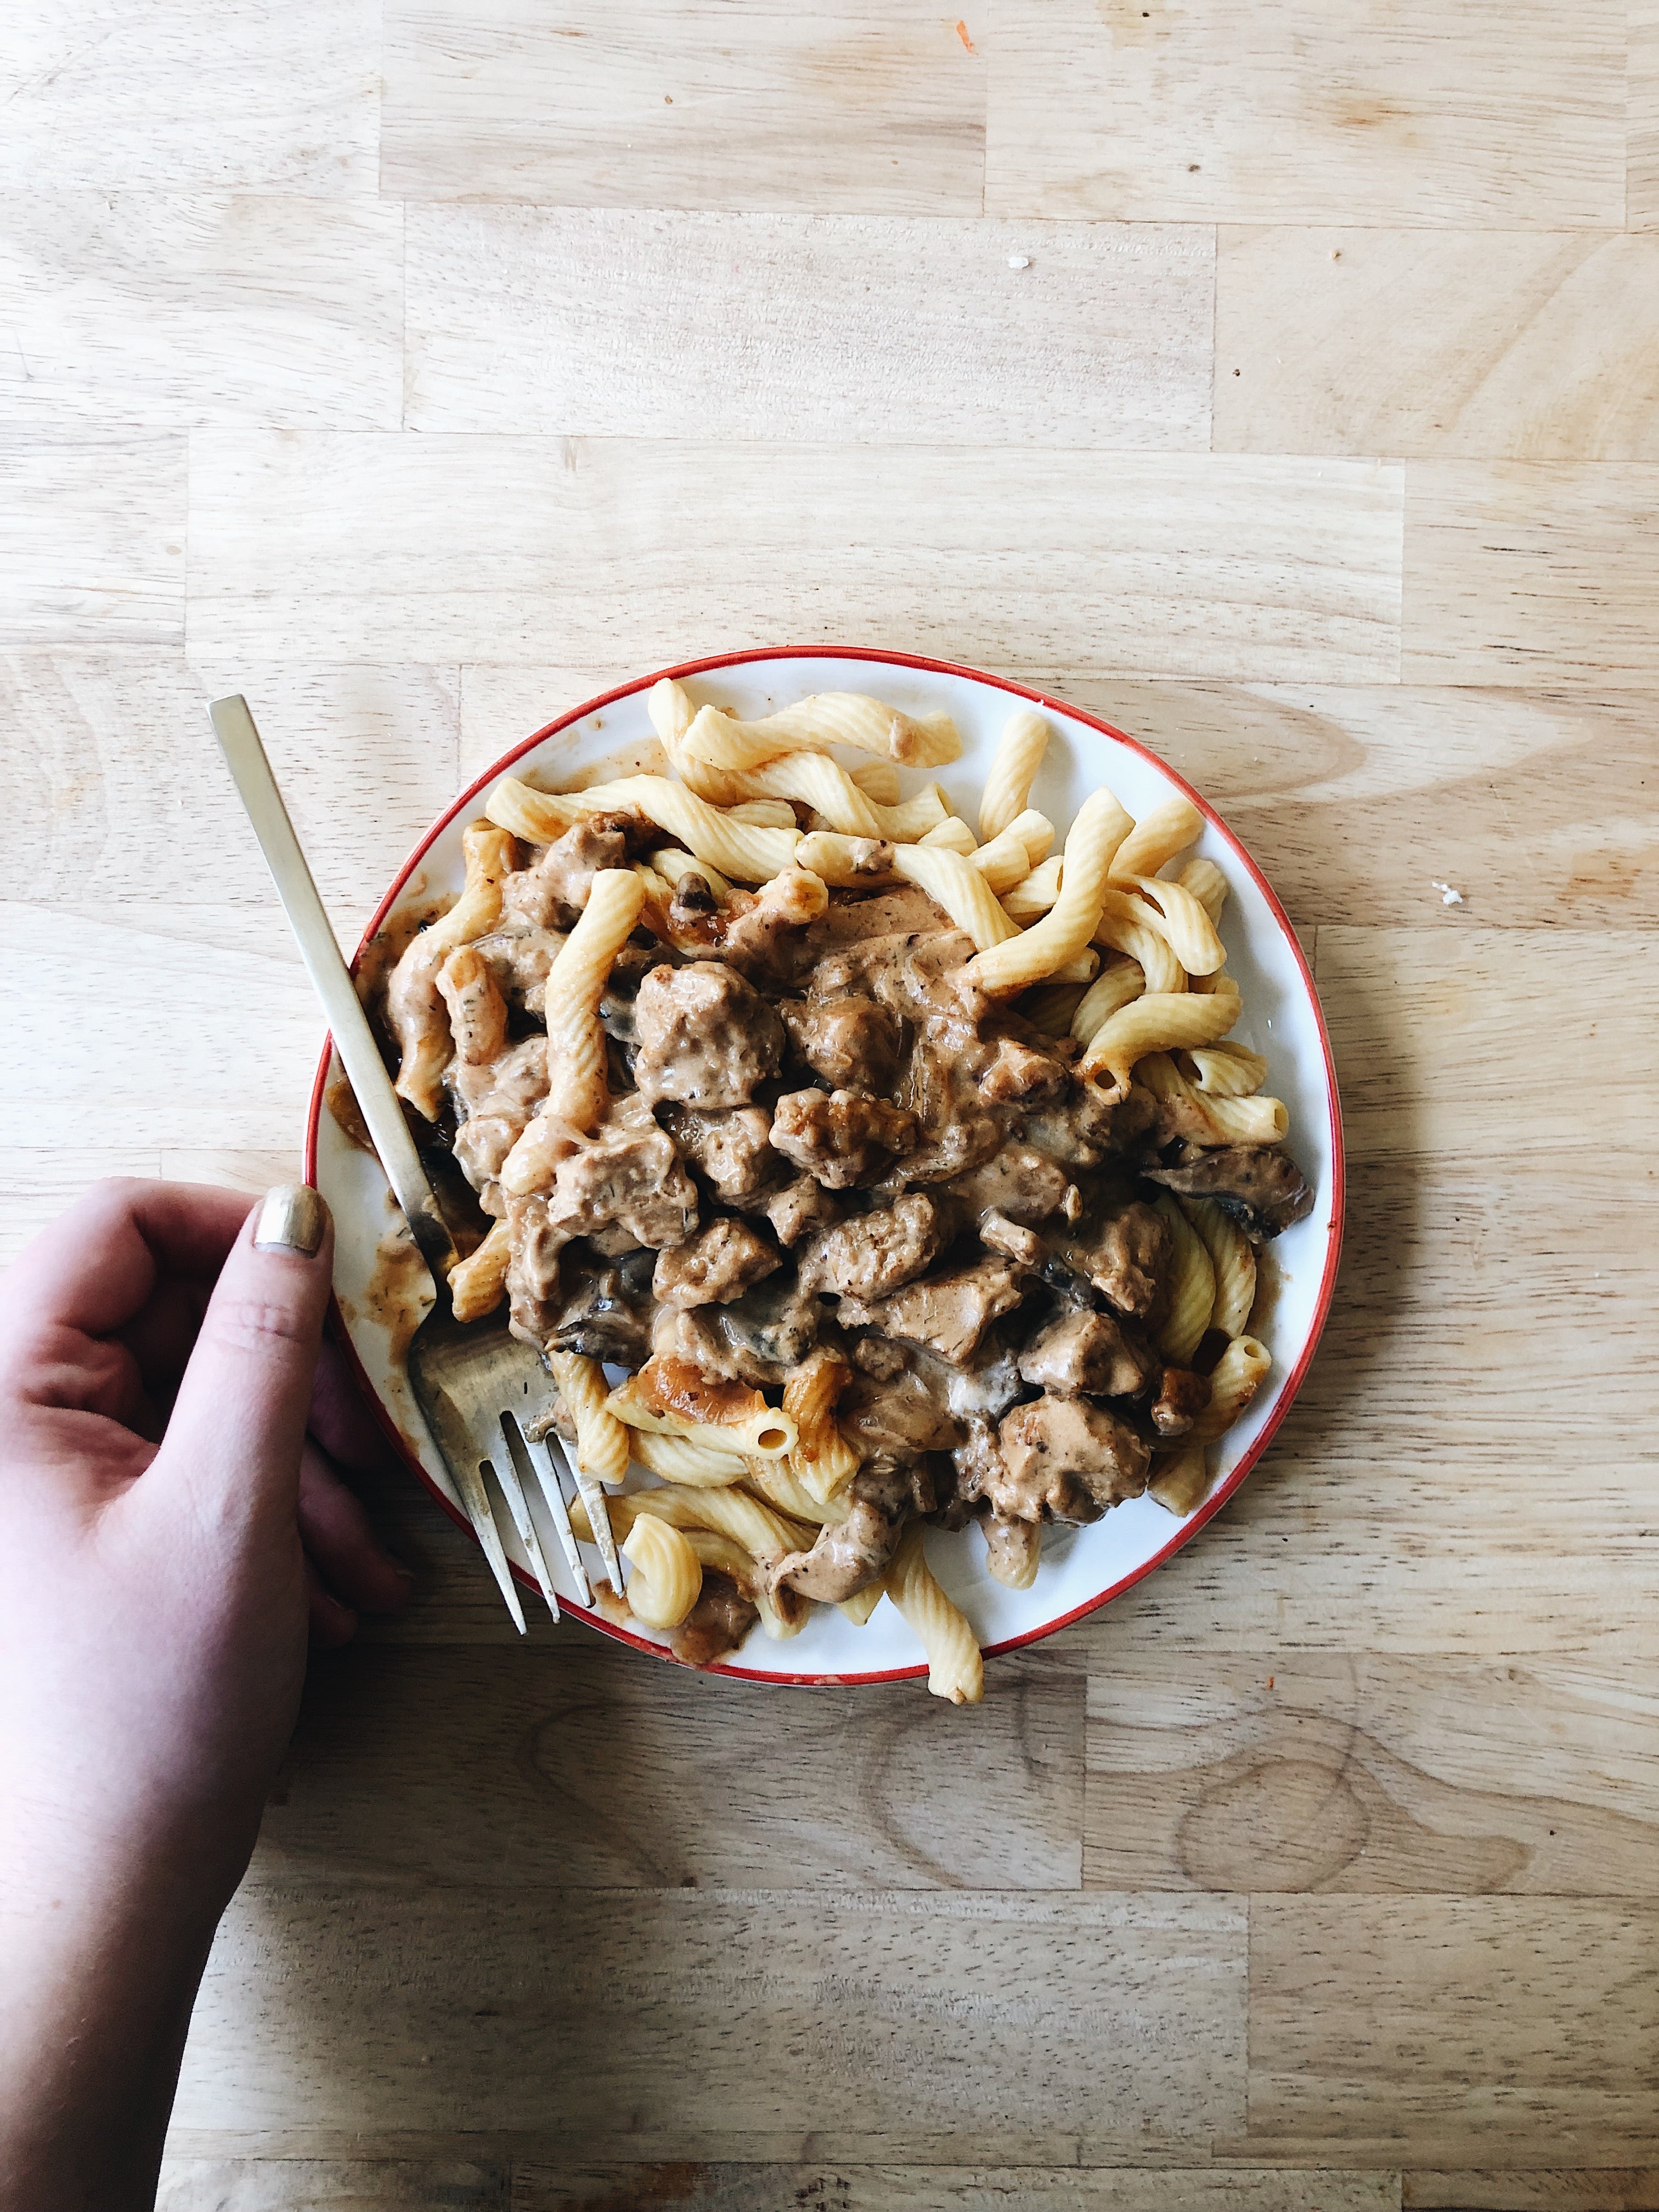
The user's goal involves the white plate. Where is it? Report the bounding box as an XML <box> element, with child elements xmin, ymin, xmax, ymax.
<box><xmin>305</xmin><ymin>648</ymin><xmax>1344</xmax><ymax>1685</ymax></box>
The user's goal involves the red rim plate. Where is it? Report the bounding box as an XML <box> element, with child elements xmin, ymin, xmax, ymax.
<box><xmin>303</xmin><ymin>645</ymin><xmax>1346</xmax><ymax>1687</ymax></box>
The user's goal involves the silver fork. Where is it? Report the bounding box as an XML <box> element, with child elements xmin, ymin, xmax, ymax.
<box><xmin>210</xmin><ymin>693</ymin><xmax>624</xmax><ymax>1632</ymax></box>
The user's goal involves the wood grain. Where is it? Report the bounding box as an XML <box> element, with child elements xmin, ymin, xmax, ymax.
<box><xmin>1215</xmin><ymin>230</ymin><xmax>1659</xmax><ymax>461</ymax></box>
<box><xmin>382</xmin><ymin>1</ymin><xmax>984</xmax><ymax>213</ymax></box>
<box><xmin>187</xmin><ymin>435</ymin><xmax>1403</xmax><ymax>680</ymax></box>
<box><xmin>0</xmin><ymin>652</ymin><xmax>460</xmax><ymax>939</ymax></box>
<box><xmin>262</xmin><ymin>1645</ymin><xmax>1083</xmax><ymax>1892</ymax></box>
<box><xmin>984</xmin><ymin>0</ymin><xmax>1627</xmax><ymax>227</ymax></box>
<box><xmin>1633</xmin><ymin>0</ymin><xmax>1659</xmax><ymax>229</ymax></box>
<box><xmin>1248</xmin><ymin>1897</ymin><xmax>1659</xmax><ymax>2159</ymax></box>
<box><xmin>1318</xmin><ymin>925</ymin><xmax>1656</xmax><ymax>1156</ymax></box>
<box><xmin>0</xmin><ymin>196</ymin><xmax>403</xmax><ymax>430</ymax></box>
<box><xmin>1405</xmin><ymin>2172</ymin><xmax>1659</xmax><ymax>2208</ymax></box>
<box><xmin>514</xmin><ymin>2169</ymin><xmax>1402</xmax><ymax>2211</ymax></box>
<box><xmin>0</xmin><ymin>435</ymin><xmax>183</xmax><ymax>644</ymax></box>
<box><xmin>1086</xmin><ymin>1655</ymin><xmax>1659</xmax><ymax>1895</ymax></box>
<box><xmin>0</xmin><ymin>0</ymin><xmax>380</xmax><ymax>192</ymax></box>
<box><xmin>157</xmin><ymin>2164</ymin><xmax>509</xmax><ymax>2211</ymax></box>
<box><xmin>1005</xmin><ymin>676</ymin><xmax>1659</xmax><ymax>927</ymax></box>
<box><xmin>1403</xmin><ymin>462</ymin><xmax>1659</xmax><ymax>683</ymax></box>
<box><xmin>173</xmin><ymin>1884</ymin><xmax>1247</xmax><ymax>2157</ymax></box>
<box><xmin>0</xmin><ymin>902</ymin><xmax>320</xmax><ymax>1149</ymax></box>
<box><xmin>405</xmin><ymin>210</ymin><xmax>1212</xmax><ymax>447</ymax></box>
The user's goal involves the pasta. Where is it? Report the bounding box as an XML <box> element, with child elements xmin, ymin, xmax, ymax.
<box><xmin>1179</xmin><ymin>1194</ymin><xmax>1257</xmax><ymax>1341</ymax></box>
<box><xmin>550</xmin><ymin>1350</ymin><xmax>631</xmax><ymax>1488</ymax></box>
<box><xmin>1152</xmin><ymin>1193</ymin><xmax>1216</xmax><ymax>1367</ymax></box>
<box><xmin>883</xmin><ymin>1525</ymin><xmax>984</xmax><ymax>1706</ymax></box>
<box><xmin>380</xmin><ymin>678</ymin><xmax>1317</xmax><ymax>1697</ymax></box>
<box><xmin>964</xmin><ymin>787</ymin><xmax>1133</xmax><ymax>997</ymax></box>
<box><xmin>979</xmin><ymin>707</ymin><xmax>1051</xmax><ymax>843</ymax></box>
<box><xmin>447</xmin><ymin>1219</ymin><xmax>511</xmax><ymax>1324</ymax></box>
<box><xmin>620</xmin><ymin>1514</ymin><xmax>703</xmax><ymax>1629</ymax></box>
<box><xmin>540</xmin><ymin>866</ymin><xmax>644</xmax><ymax>1130</ymax></box>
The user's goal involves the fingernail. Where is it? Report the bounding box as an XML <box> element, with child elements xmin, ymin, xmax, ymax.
<box><xmin>254</xmin><ymin>1184</ymin><xmax>330</xmax><ymax>1256</ymax></box>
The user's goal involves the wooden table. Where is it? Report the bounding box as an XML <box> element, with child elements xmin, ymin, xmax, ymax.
<box><xmin>4</xmin><ymin>3</ymin><xmax>1658</xmax><ymax>2205</ymax></box>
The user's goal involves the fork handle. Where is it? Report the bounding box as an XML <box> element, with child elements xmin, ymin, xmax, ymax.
<box><xmin>210</xmin><ymin>694</ymin><xmax>460</xmax><ymax>1286</ymax></box>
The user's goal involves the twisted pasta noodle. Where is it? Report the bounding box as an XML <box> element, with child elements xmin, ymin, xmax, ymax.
<box><xmin>848</xmin><ymin>758</ymin><xmax>901</xmax><ymax>805</ymax></box>
<box><xmin>1070</xmin><ymin>958</ymin><xmax>1147</xmax><ymax>1044</ymax></box>
<box><xmin>1111</xmin><ymin>797</ymin><xmax>1203</xmax><ymax>881</ymax></box>
<box><xmin>1136</xmin><ymin>1050</ymin><xmax>1289</xmax><ymax>1146</ymax></box>
<box><xmin>1179</xmin><ymin>1194</ymin><xmax>1257</xmax><ymax>1341</ymax></box>
<box><xmin>679</xmin><ymin>695</ymin><xmax>961</xmax><ymax>772</ymax></box>
<box><xmin>1191</xmin><ymin>1335</ymin><xmax>1271</xmax><ymax>1442</ymax></box>
<box><xmin>1020</xmin><ymin>980</ymin><xmax>1089</xmax><ymax>1039</ymax></box>
<box><xmin>620</xmin><ymin>1513</ymin><xmax>704</xmax><ymax>1629</ymax></box>
<box><xmin>487</xmin><ymin>773</ymin><xmax>800</xmax><ymax>883</ymax></box>
<box><xmin>1094</xmin><ymin>888</ymin><xmax>1187</xmax><ymax>995</ymax></box>
<box><xmin>724</xmin><ymin>798</ymin><xmax>798</xmax><ymax>828</ymax></box>
<box><xmin>837</xmin><ymin>1583</ymin><xmax>885</xmax><ymax>1627</ymax></box>
<box><xmin>966</xmin><ymin>787</ymin><xmax>1133</xmax><ymax>997</ymax></box>
<box><xmin>436</xmin><ymin>944</ymin><xmax>509</xmax><ymax>1068</ymax></box>
<box><xmin>447</xmin><ymin>1218</ymin><xmax>511</xmax><ymax>1324</ymax></box>
<box><xmin>794</xmin><ymin>1425</ymin><xmax>859</xmax><ymax>1504</ymax></box>
<box><xmin>627</xmin><ymin>1428</ymin><xmax>749</xmax><ymax>1488</ymax></box>
<box><xmin>1149</xmin><ymin>1444</ymin><xmax>1214</xmax><ymax>1519</ymax></box>
<box><xmin>741</xmin><ymin>1457</ymin><xmax>843</xmax><ymax>1525</ymax></box>
<box><xmin>1152</xmin><ymin>1193</ymin><xmax>1217</xmax><ymax>1365</ymax></box>
<box><xmin>972</xmin><ymin>809</ymin><xmax>1054</xmax><ymax>894</ymax></box>
<box><xmin>391</xmin><ymin>822</ymin><xmax>520</xmax><ymax>1116</ymax></box>
<box><xmin>647</xmin><ymin>676</ymin><xmax>696</xmax><ymax>747</ymax></box>
<box><xmin>718</xmin><ymin>751</ymin><xmax>948</xmax><ymax>841</ymax></box>
<box><xmin>612</xmin><ymin>1479</ymin><xmax>814</xmax><ymax>1565</ymax></box>
<box><xmin>792</xmin><ymin>831</ymin><xmax>898</xmax><ymax>887</ymax></box>
<box><xmin>549</xmin><ymin>1350</ymin><xmax>632</xmax><ymax>1488</ymax></box>
<box><xmin>891</xmin><ymin>845</ymin><xmax>1022</xmax><ymax>951</ymax></box>
<box><xmin>883</xmin><ymin>1523</ymin><xmax>984</xmax><ymax>1706</ymax></box>
<box><xmin>918</xmin><ymin>816</ymin><xmax>979</xmax><ymax>857</ymax></box>
<box><xmin>1079</xmin><ymin>978</ymin><xmax>1241</xmax><ymax>1097</ymax></box>
<box><xmin>782</xmin><ymin>1351</ymin><xmax>860</xmax><ymax>1504</ymax></box>
<box><xmin>1122</xmin><ymin>877</ymin><xmax>1226</xmax><ymax>976</ymax></box>
<box><xmin>605</xmin><ymin>1373</ymin><xmax>798</xmax><ymax>1460</ymax></box>
<box><xmin>648</xmin><ymin>848</ymin><xmax>735</xmax><ymax>901</ymax></box>
<box><xmin>540</xmin><ymin>867</ymin><xmax>642</xmax><ymax>1130</ymax></box>
<box><xmin>1178</xmin><ymin>856</ymin><xmax>1229</xmax><ymax>926</ymax></box>
<box><xmin>1001</xmin><ymin>853</ymin><xmax>1063</xmax><ymax>922</ymax></box>
<box><xmin>979</xmin><ymin>708</ymin><xmax>1050</xmax><ymax>843</ymax></box>
<box><xmin>984</xmin><ymin>1513</ymin><xmax>1042</xmax><ymax>1590</ymax></box>
<box><xmin>1188</xmin><ymin>1042</ymin><xmax>1269</xmax><ymax>1097</ymax></box>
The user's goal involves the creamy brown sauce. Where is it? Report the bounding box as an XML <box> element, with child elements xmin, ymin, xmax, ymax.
<box><xmin>365</xmin><ymin>1223</ymin><xmax>430</xmax><ymax>1368</ymax></box>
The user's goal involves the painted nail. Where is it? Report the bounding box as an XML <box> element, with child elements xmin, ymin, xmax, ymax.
<box><xmin>253</xmin><ymin>1184</ymin><xmax>330</xmax><ymax>1256</ymax></box>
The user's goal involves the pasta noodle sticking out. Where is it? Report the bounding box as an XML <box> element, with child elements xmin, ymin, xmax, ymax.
<box><xmin>883</xmin><ymin>1525</ymin><xmax>984</xmax><ymax>1706</ymax></box>
<box><xmin>390</xmin><ymin>821</ymin><xmax>518</xmax><ymax>1119</ymax></box>
<box><xmin>447</xmin><ymin>1219</ymin><xmax>511</xmax><ymax>1325</ymax></box>
<box><xmin>550</xmin><ymin>1351</ymin><xmax>632</xmax><ymax>1489</ymax></box>
<box><xmin>1178</xmin><ymin>855</ymin><xmax>1229</xmax><ymax>924</ymax></box>
<box><xmin>1111</xmin><ymin>796</ymin><xmax>1203</xmax><ymax>881</ymax></box>
<box><xmin>679</xmin><ymin>695</ymin><xmax>962</xmax><ymax>773</ymax></box>
<box><xmin>1179</xmin><ymin>1195</ymin><xmax>1257</xmax><ymax>1341</ymax></box>
<box><xmin>979</xmin><ymin>708</ymin><xmax>1051</xmax><ymax>843</ymax></box>
<box><xmin>964</xmin><ymin>787</ymin><xmax>1133</xmax><ymax>997</ymax></box>
<box><xmin>620</xmin><ymin>1514</ymin><xmax>703</xmax><ymax>1629</ymax></box>
<box><xmin>1152</xmin><ymin>1193</ymin><xmax>1216</xmax><ymax>1367</ymax></box>
<box><xmin>540</xmin><ymin>867</ymin><xmax>642</xmax><ymax>1131</ymax></box>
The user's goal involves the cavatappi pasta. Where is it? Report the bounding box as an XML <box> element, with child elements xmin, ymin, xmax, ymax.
<box><xmin>366</xmin><ymin>684</ymin><xmax>1318</xmax><ymax>1701</ymax></box>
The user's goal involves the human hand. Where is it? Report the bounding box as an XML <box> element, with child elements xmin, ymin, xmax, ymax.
<box><xmin>0</xmin><ymin>1178</ymin><xmax>412</xmax><ymax>2209</ymax></box>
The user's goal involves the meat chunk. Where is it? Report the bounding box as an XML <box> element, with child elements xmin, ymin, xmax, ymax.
<box><xmin>979</xmin><ymin>1036</ymin><xmax>1069</xmax><ymax>1106</ymax></box>
<box><xmin>668</xmin><ymin>1573</ymin><xmax>760</xmax><ymax>1667</ymax></box>
<box><xmin>469</xmin><ymin>923</ymin><xmax>568</xmax><ymax>1016</ymax></box>
<box><xmin>783</xmin><ymin>995</ymin><xmax>901</xmax><ymax>1094</ymax></box>
<box><xmin>842</xmin><ymin>1255</ymin><xmax>1029</xmax><ymax>1367</ymax></box>
<box><xmin>1149</xmin><ymin>1364</ymin><xmax>1212</xmax><ymax>1438</ymax></box>
<box><xmin>652</xmin><ymin>1271</ymin><xmax>820</xmax><ymax>1388</ymax></box>
<box><xmin>452</xmin><ymin>1038</ymin><xmax>549</xmax><ymax>1197</ymax></box>
<box><xmin>503</xmin><ymin>816</ymin><xmax>633</xmax><ymax>930</ymax></box>
<box><xmin>770</xmin><ymin>1087</ymin><xmax>917</xmax><ymax>1189</ymax></box>
<box><xmin>945</xmin><ymin>1145</ymin><xmax>1073</xmax><ymax>1228</ymax></box>
<box><xmin>797</xmin><ymin>1194</ymin><xmax>950</xmax><ymax>1302</ymax></box>
<box><xmin>1017</xmin><ymin>1309</ymin><xmax>1157</xmax><ymax>1400</ymax></box>
<box><xmin>663</xmin><ymin>1104</ymin><xmax>778</xmax><ymax>1200</ymax></box>
<box><xmin>990</xmin><ymin>1396</ymin><xmax>1152</xmax><ymax>1524</ymax></box>
<box><xmin>769</xmin><ymin>1464</ymin><xmax>932</xmax><ymax>1603</ymax></box>
<box><xmin>748</xmin><ymin>1176</ymin><xmax>843</xmax><ymax>1247</ymax></box>
<box><xmin>633</xmin><ymin>962</ymin><xmax>784</xmax><ymax>1109</ymax></box>
<box><xmin>1049</xmin><ymin>1199</ymin><xmax>1171</xmax><ymax>1321</ymax></box>
<box><xmin>653</xmin><ymin>1219</ymin><xmax>780</xmax><ymax>1308</ymax></box>
<box><xmin>543</xmin><ymin>1094</ymin><xmax>699</xmax><ymax>1252</ymax></box>
<box><xmin>838</xmin><ymin>1363</ymin><xmax>964</xmax><ymax>1471</ymax></box>
<box><xmin>716</xmin><ymin>866</ymin><xmax>831</xmax><ymax>988</ymax></box>
<box><xmin>1144</xmin><ymin>1144</ymin><xmax>1316</xmax><ymax>1240</ymax></box>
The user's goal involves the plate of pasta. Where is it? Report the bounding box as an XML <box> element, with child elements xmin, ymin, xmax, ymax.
<box><xmin>307</xmin><ymin>648</ymin><xmax>1342</xmax><ymax>1701</ymax></box>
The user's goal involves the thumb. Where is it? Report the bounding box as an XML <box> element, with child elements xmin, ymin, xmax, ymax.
<box><xmin>155</xmin><ymin>1185</ymin><xmax>334</xmax><ymax>1516</ymax></box>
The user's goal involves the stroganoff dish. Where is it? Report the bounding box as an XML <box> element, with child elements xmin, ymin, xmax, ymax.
<box><xmin>369</xmin><ymin>683</ymin><xmax>1315</xmax><ymax>1702</ymax></box>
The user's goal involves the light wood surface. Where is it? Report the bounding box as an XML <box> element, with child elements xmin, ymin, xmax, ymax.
<box><xmin>4</xmin><ymin>1</ymin><xmax>1658</xmax><ymax>2204</ymax></box>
